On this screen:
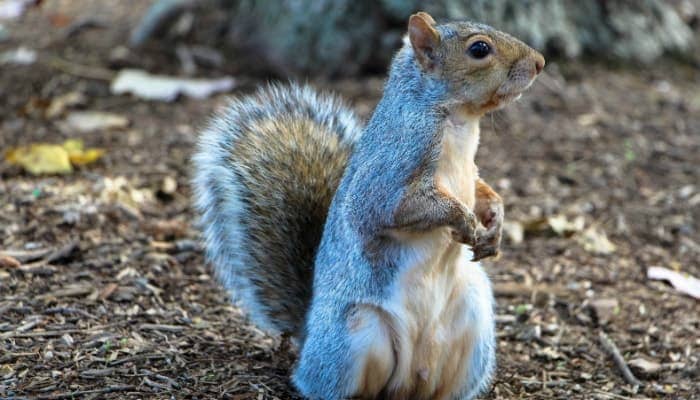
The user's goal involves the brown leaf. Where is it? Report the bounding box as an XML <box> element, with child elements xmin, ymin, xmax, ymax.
<box><xmin>0</xmin><ymin>255</ymin><xmax>21</xmax><ymax>269</ymax></box>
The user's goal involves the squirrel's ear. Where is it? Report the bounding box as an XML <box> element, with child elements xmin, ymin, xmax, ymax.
<box><xmin>408</xmin><ymin>12</ymin><xmax>441</xmax><ymax>71</ymax></box>
<box><xmin>414</xmin><ymin>11</ymin><xmax>436</xmax><ymax>26</ymax></box>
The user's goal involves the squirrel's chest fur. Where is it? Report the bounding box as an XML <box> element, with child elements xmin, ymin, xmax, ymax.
<box><xmin>434</xmin><ymin>115</ymin><xmax>480</xmax><ymax>209</ymax></box>
<box><xmin>347</xmin><ymin>117</ymin><xmax>491</xmax><ymax>399</ymax></box>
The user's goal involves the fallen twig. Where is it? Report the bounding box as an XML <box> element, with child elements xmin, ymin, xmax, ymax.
<box><xmin>598</xmin><ymin>330</ymin><xmax>642</xmax><ymax>387</ymax></box>
<box><xmin>43</xmin><ymin>306</ymin><xmax>97</xmax><ymax>320</ymax></box>
<box><xmin>0</xmin><ymin>247</ymin><xmax>52</xmax><ymax>263</ymax></box>
<box><xmin>139</xmin><ymin>323</ymin><xmax>185</xmax><ymax>332</ymax></box>
<box><xmin>45</xmin><ymin>56</ymin><xmax>115</xmax><ymax>81</ymax></box>
<box><xmin>143</xmin><ymin>376</ymin><xmax>173</xmax><ymax>391</ymax></box>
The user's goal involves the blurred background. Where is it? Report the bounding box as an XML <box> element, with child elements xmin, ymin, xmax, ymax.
<box><xmin>1</xmin><ymin>1</ymin><xmax>698</xmax><ymax>399</ymax></box>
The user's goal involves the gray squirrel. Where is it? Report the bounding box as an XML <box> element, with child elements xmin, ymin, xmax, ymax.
<box><xmin>193</xmin><ymin>11</ymin><xmax>544</xmax><ymax>400</ymax></box>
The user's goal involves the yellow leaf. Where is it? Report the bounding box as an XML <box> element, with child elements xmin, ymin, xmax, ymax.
<box><xmin>62</xmin><ymin>139</ymin><xmax>104</xmax><ymax>166</ymax></box>
<box><xmin>5</xmin><ymin>139</ymin><xmax>105</xmax><ymax>174</ymax></box>
<box><xmin>5</xmin><ymin>144</ymin><xmax>73</xmax><ymax>175</ymax></box>
<box><xmin>69</xmin><ymin>148</ymin><xmax>105</xmax><ymax>166</ymax></box>
<box><xmin>62</xmin><ymin>139</ymin><xmax>84</xmax><ymax>153</ymax></box>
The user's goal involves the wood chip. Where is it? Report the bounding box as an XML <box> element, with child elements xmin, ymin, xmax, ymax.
<box><xmin>99</xmin><ymin>282</ymin><xmax>119</xmax><ymax>301</ymax></box>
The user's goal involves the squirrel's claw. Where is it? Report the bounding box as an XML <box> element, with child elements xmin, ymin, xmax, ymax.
<box><xmin>451</xmin><ymin>207</ymin><xmax>478</xmax><ymax>246</ymax></box>
<box><xmin>471</xmin><ymin>234</ymin><xmax>500</xmax><ymax>261</ymax></box>
<box><xmin>471</xmin><ymin>207</ymin><xmax>504</xmax><ymax>262</ymax></box>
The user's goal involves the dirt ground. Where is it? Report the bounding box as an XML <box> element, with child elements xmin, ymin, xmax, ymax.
<box><xmin>1</xmin><ymin>1</ymin><xmax>699</xmax><ymax>399</ymax></box>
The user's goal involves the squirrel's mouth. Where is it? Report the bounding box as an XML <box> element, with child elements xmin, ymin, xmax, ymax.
<box><xmin>478</xmin><ymin>88</ymin><xmax>526</xmax><ymax>112</ymax></box>
<box><xmin>483</xmin><ymin>70</ymin><xmax>539</xmax><ymax>111</ymax></box>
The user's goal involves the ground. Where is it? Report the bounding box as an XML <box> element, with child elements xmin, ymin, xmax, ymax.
<box><xmin>1</xmin><ymin>1</ymin><xmax>699</xmax><ymax>399</ymax></box>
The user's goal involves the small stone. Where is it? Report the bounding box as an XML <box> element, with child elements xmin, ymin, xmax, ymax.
<box><xmin>588</xmin><ymin>297</ymin><xmax>619</xmax><ymax>325</ymax></box>
<box><xmin>503</xmin><ymin>221</ymin><xmax>524</xmax><ymax>244</ymax></box>
<box><xmin>542</xmin><ymin>323</ymin><xmax>559</xmax><ymax>334</ymax></box>
<box><xmin>161</xmin><ymin>176</ymin><xmax>178</xmax><ymax>195</ymax></box>
<box><xmin>62</xmin><ymin>210</ymin><xmax>81</xmax><ymax>225</ymax></box>
<box><xmin>61</xmin><ymin>333</ymin><xmax>74</xmax><ymax>346</ymax></box>
<box><xmin>516</xmin><ymin>324</ymin><xmax>541</xmax><ymax>342</ymax></box>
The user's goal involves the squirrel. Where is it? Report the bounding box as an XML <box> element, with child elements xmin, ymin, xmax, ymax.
<box><xmin>193</xmin><ymin>11</ymin><xmax>544</xmax><ymax>400</ymax></box>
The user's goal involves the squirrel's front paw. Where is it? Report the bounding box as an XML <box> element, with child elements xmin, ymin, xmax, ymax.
<box><xmin>472</xmin><ymin>201</ymin><xmax>504</xmax><ymax>261</ymax></box>
<box><xmin>450</xmin><ymin>207</ymin><xmax>478</xmax><ymax>246</ymax></box>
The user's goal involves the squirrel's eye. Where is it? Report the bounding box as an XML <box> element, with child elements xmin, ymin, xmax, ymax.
<box><xmin>468</xmin><ymin>41</ymin><xmax>491</xmax><ymax>59</ymax></box>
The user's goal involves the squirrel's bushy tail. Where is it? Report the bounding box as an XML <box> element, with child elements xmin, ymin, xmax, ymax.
<box><xmin>192</xmin><ymin>84</ymin><xmax>362</xmax><ymax>335</ymax></box>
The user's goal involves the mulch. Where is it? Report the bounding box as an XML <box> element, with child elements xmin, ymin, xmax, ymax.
<box><xmin>1</xmin><ymin>1</ymin><xmax>698</xmax><ymax>399</ymax></box>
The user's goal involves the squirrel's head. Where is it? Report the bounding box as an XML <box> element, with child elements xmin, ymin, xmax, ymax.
<box><xmin>407</xmin><ymin>12</ymin><xmax>545</xmax><ymax>116</ymax></box>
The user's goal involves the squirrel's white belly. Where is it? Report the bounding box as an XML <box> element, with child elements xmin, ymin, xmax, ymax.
<box><xmin>346</xmin><ymin>231</ymin><xmax>495</xmax><ymax>399</ymax></box>
<box><xmin>344</xmin><ymin>115</ymin><xmax>492</xmax><ymax>398</ymax></box>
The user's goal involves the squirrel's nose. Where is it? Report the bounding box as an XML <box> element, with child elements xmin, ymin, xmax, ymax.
<box><xmin>533</xmin><ymin>52</ymin><xmax>545</xmax><ymax>75</ymax></box>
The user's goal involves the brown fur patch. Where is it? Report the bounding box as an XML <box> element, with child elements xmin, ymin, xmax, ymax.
<box><xmin>474</xmin><ymin>178</ymin><xmax>501</xmax><ymax>224</ymax></box>
<box><xmin>228</xmin><ymin>116</ymin><xmax>353</xmax><ymax>335</ymax></box>
<box><xmin>475</xmin><ymin>178</ymin><xmax>501</xmax><ymax>203</ymax></box>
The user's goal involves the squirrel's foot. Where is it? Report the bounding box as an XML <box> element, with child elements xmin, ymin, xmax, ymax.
<box><xmin>471</xmin><ymin>202</ymin><xmax>503</xmax><ymax>262</ymax></box>
<box><xmin>472</xmin><ymin>229</ymin><xmax>500</xmax><ymax>261</ymax></box>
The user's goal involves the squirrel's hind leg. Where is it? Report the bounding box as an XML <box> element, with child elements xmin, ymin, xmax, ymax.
<box><xmin>293</xmin><ymin>304</ymin><xmax>395</xmax><ymax>400</ymax></box>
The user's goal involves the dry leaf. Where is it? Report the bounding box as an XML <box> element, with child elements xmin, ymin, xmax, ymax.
<box><xmin>63</xmin><ymin>139</ymin><xmax>105</xmax><ymax>166</ymax></box>
<box><xmin>111</xmin><ymin>69</ymin><xmax>235</xmax><ymax>101</ymax></box>
<box><xmin>144</xmin><ymin>219</ymin><xmax>188</xmax><ymax>240</ymax></box>
<box><xmin>521</xmin><ymin>214</ymin><xmax>585</xmax><ymax>237</ymax></box>
<box><xmin>46</xmin><ymin>91</ymin><xmax>86</xmax><ymax>118</ymax></box>
<box><xmin>647</xmin><ymin>266</ymin><xmax>700</xmax><ymax>299</ymax></box>
<box><xmin>0</xmin><ymin>0</ymin><xmax>35</xmax><ymax>20</ymax></box>
<box><xmin>576</xmin><ymin>113</ymin><xmax>602</xmax><ymax>126</ymax></box>
<box><xmin>548</xmin><ymin>215</ymin><xmax>585</xmax><ymax>236</ymax></box>
<box><xmin>5</xmin><ymin>140</ymin><xmax>105</xmax><ymax>175</ymax></box>
<box><xmin>5</xmin><ymin>144</ymin><xmax>72</xmax><ymax>175</ymax></box>
<box><xmin>69</xmin><ymin>148</ymin><xmax>104</xmax><ymax>166</ymax></box>
<box><xmin>521</xmin><ymin>217</ymin><xmax>550</xmax><ymax>233</ymax></box>
<box><xmin>64</xmin><ymin>111</ymin><xmax>129</xmax><ymax>132</ymax></box>
<box><xmin>99</xmin><ymin>176</ymin><xmax>155</xmax><ymax>218</ymax></box>
<box><xmin>628</xmin><ymin>358</ymin><xmax>662</xmax><ymax>376</ymax></box>
<box><xmin>576</xmin><ymin>226</ymin><xmax>616</xmax><ymax>255</ymax></box>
